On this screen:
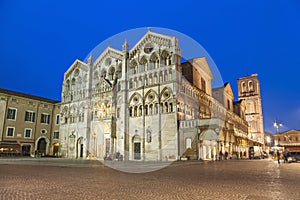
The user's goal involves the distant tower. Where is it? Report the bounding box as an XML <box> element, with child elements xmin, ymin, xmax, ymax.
<box><xmin>237</xmin><ymin>74</ymin><xmax>264</xmax><ymax>145</ymax></box>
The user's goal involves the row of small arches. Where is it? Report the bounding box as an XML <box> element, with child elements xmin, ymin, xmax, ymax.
<box><xmin>129</xmin><ymin>102</ymin><xmax>175</xmax><ymax>117</ymax></box>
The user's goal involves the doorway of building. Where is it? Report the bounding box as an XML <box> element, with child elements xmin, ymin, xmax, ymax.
<box><xmin>22</xmin><ymin>145</ymin><xmax>31</xmax><ymax>156</ymax></box>
<box><xmin>77</xmin><ymin>137</ymin><xmax>84</xmax><ymax>158</ymax></box>
<box><xmin>53</xmin><ymin>144</ymin><xmax>59</xmax><ymax>156</ymax></box>
<box><xmin>134</xmin><ymin>142</ymin><xmax>141</xmax><ymax>160</ymax></box>
<box><xmin>37</xmin><ymin>138</ymin><xmax>46</xmax><ymax>156</ymax></box>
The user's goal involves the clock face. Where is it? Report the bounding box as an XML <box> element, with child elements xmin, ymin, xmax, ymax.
<box><xmin>144</xmin><ymin>43</ymin><xmax>154</xmax><ymax>54</ymax></box>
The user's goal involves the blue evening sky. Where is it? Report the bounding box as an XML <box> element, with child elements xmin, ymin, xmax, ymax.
<box><xmin>0</xmin><ymin>0</ymin><xmax>299</xmax><ymax>133</ymax></box>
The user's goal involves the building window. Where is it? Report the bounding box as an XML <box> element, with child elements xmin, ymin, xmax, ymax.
<box><xmin>24</xmin><ymin>128</ymin><xmax>32</xmax><ymax>138</ymax></box>
<box><xmin>7</xmin><ymin>108</ymin><xmax>17</xmax><ymax>120</ymax></box>
<box><xmin>241</xmin><ymin>82</ymin><xmax>246</xmax><ymax>93</ymax></box>
<box><xmin>227</xmin><ymin>99</ymin><xmax>231</xmax><ymax>110</ymax></box>
<box><xmin>56</xmin><ymin>114</ymin><xmax>60</xmax><ymax>125</ymax></box>
<box><xmin>53</xmin><ymin>131</ymin><xmax>59</xmax><ymax>139</ymax></box>
<box><xmin>25</xmin><ymin>111</ymin><xmax>35</xmax><ymax>122</ymax></box>
<box><xmin>248</xmin><ymin>81</ymin><xmax>253</xmax><ymax>91</ymax></box>
<box><xmin>41</xmin><ymin>113</ymin><xmax>50</xmax><ymax>124</ymax></box>
<box><xmin>6</xmin><ymin>127</ymin><xmax>14</xmax><ymax>137</ymax></box>
<box><xmin>41</xmin><ymin>129</ymin><xmax>47</xmax><ymax>134</ymax></box>
<box><xmin>201</xmin><ymin>78</ymin><xmax>206</xmax><ymax>93</ymax></box>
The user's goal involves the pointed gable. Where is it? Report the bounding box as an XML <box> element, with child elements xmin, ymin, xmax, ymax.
<box><xmin>129</xmin><ymin>29</ymin><xmax>176</xmax><ymax>58</ymax></box>
<box><xmin>64</xmin><ymin>59</ymin><xmax>88</xmax><ymax>80</ymax></box>
<box><xmin>190</xmin><ymin>57</ymin><xmax>213</xmax><ymax>80</ymax></box>
<box><xmin>94</xmin><ymin>46</ymin><xmax>123</xmax><ymax>68</ymax></box>
<box><xmin>224</xmin><ymin>82</ymin><xmax>234</xmax><ymax>99</ymax></box>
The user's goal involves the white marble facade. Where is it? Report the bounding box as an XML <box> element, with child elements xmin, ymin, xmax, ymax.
<box><xmin>59</xmin><ymin>30</ymin><xmax>179</xmax><ymax>161</ymax></box>
<box><xmin>59</xmin><ymin>30</ymin><xmax>257</xmax><ymax>161</ymax></box>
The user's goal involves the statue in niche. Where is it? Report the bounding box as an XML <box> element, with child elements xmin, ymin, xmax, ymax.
<box><xmin>146</xmin><ymin>127</ymin><xmax>152</xmax><ymax>143</ymax></box>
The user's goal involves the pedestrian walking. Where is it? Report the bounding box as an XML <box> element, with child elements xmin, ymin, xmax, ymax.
<box><xmin>277</xmin><ymin>151</ymin><xmax>281</xmax><ymax>164</ymax></box>
<box><xmin>225</xmin><ymin>151</ymin><xmax>228</xmax><ymax>160</ymax></box>
<box><xmin>283</xmin><ymin>149</ymin><xmax>288</xmax><ymax>163</ymax></box>
<box><xmin>219</xmin><ymin>151</ymin><xmax>223</xmax><ymax>161</ymax></box>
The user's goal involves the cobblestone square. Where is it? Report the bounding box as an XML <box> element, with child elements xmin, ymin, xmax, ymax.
<box><xmin>0</xmin><ymin>158</ymin><xmax>299</xmax><ymax>200</ymax></box>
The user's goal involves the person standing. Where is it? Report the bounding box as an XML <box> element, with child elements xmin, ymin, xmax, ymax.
<box><xmin>277</xmin><ymin>151</ymin><xmax>281</xmax><ymax>164</ymax></box>
<box><xmin>219</xmin><ymin>151</ymin><xmax>223</xmax><ymax>161</ymax></box>
<box><xmin>283</xmin><ymin>149</ymin><xmax>288</xmax><ymax>163</ymax></box>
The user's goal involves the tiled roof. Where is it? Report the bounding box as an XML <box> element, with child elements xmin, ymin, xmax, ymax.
<box><xmin>0</xmin><ymin>88</ymin><xmax>60</xmax><ymax>104</ymax></box>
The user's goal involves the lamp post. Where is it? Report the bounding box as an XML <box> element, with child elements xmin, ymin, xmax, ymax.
<box><xmin>273</xmin><ymin>120</ymin><xmax>282</xmax><ymax>134</ymax></box>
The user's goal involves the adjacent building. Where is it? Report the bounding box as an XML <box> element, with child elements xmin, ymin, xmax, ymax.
<box><xmin>0</xmin><ymin>88</ymin><xmax>60</xmax><ymax>156</ymax></box>
<box><xmin>274</xmin><ymin>129</ymin><xmax>300</xmax><ymax>152</ymax></box>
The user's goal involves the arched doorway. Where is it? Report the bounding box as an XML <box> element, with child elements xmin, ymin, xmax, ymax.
<box><xmin>77</xmin><ymin>137</ymin><xmax>84</xmax><ymax>158</ymax></box>
<box><xmin>37</xmin><ymin>138</ymin><xmax>47</xmax><ymax>156</ymax></box>
<box><xmin>199</xmin><ymin>129</ymin><xmax>219</xmax><ymax>160</ymax></box>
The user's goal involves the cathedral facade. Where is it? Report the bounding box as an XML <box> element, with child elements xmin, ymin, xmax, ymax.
<box><xmin>59</xmin><ymin>30</ymin><xmax>263</xmax><ymax>161</ymax></box>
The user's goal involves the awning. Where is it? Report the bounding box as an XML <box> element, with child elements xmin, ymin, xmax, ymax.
<box><xmin>0</xmin><ymin>141</ymin><xmax>21</xmax><ymax>149</ymax></box>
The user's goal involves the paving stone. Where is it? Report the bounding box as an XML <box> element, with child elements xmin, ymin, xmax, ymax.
<box><xmin>0</xmin><ymin>158</ymin><xmax>299</xmax><ymax>200</ymax></box>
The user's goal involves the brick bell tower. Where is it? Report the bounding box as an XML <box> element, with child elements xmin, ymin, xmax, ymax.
<box><xmin>237</xmin><ymin>74</ymin><xmax>264</xmax><ymax>145</ymax></box>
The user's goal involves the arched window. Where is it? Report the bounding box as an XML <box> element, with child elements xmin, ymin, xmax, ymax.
<box><xmin>149</xmin><ymin>75</ymin><xmax>152</xmax><ymax>85</ymax></box>
<box><xmin>155</xmin><ymin>60</ymin><xmax>159</xmax><ymax>68</ymax></box>
<box><xmin>129</xmin><ymin>107</ymin><xmax>133</xmax><ymax>117</ymax></box>
<box><xmin>159</xmin><ymin>72</ymin><xmax>163</xmax><ymax>83</ymax></box>
<box><xmin>139</xmin><ymin>77</ymin><xmax>143</xmax><ymax>86</ymax></box>
<box><xmin>169</xmin><ymin>103</ymin><xmax>173</xmax><ymax>112</ymax></box>
<box><xmin>71</xmin><ymin>78</ymin><xmax>76</xmax><ymax>90</ymax></box>
<box><xmin>169</xmin><ymin>69</ymin><xmax>172</xmax><ymax>81</ymax></box>
<box><xmin>248</xmin><ymin>81</ymin><xmax>254</xmax><ymax>91</ymax></box>
<box><xmin>161</xmin><ymin>50</ymin><xmax>169</xmax><ymax>66</ymax></box>
<box><xmin>134</xmin><ymin>78</ymin><xmax>137</xmax><ymax>88</ymax></box>
<box><xmin>140</xmin><ymin>56</ymin><xmax>148</xmax><ymax>72</ymax></box>
<box><xmin>108</xmin><ymin>67</ymin><xmax>115</xmax><ymax>81</ymax></box>
<box><xmin>134</xmin><ymin>106</ymin><xmax>138</xmax><ymax>117</ymax></box>
<box><xmin>155</xmin><ymin>103</ymin><xmax>159</xmax><ymax>114</ymax></box>
<box><xmin>165</xmin><ymin>102</ymin><xmax>169</xmax><ymax>113</ymax></box>
<box><xmin>160</xmin><ymin>103</ymin><xmax>164</xmax><ymax>113</ymax></box>
<box><xmin>167</xmin><ymin>56</ymin><xmax>171</xmax><ymax>66</ymax></box>
<box><xmin>144</xmin><ymin>105</ymin><xmax>148</xmax><ymax>116</ymax></box>
<box><xmin>130</xmin><ymin>60</ymin><xmax>138</xmax><ymax>75</ymax></box>
<box><xmin>149</xmin><ymin>104</ymin><xmax>153</xmax><ymax>115</ymax></box>
<box><xmin>164</xmin><ymin>71</ymin><xmax>168</xmax><ymax>81</ymax></box>
<box><xmin>150</xmin><ymin>53</ymin><xmax>158</xmax><ymax>70</ymax></box>
<box><xmin>241</xmin><ymin>82</ymin><xmax>246</xmax><ymax>93</ymax></box>
<box><xmin>138</xmin><ymin>106</ymin><xmax>143</xmax><ymax>117</ymax></box>
<box><xmin>154</xmin><ymin>74</ymin><xmax>158</xmax><ymax>84</ymax></box>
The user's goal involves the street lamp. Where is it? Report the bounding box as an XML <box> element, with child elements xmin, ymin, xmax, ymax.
<box><xmin>273</xmin><ymin>120</ymin><xmax>282</xmax><ymax>134</ymax></box>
